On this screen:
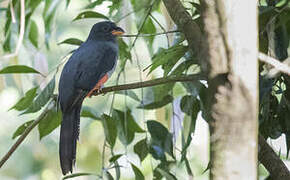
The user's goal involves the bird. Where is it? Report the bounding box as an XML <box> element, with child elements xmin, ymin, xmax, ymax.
<box><xmin>58</xmin><ymin>21</ymin><xmax>124</xmax><ymax>175</ymax></box>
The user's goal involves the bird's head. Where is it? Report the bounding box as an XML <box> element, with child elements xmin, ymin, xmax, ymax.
<box><xmin>88</xmin><ymin>21</ymin><xmax>125</xmax><ymax>42</ymax></box>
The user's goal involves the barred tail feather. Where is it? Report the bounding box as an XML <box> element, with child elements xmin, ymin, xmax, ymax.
<box><xmin>59</xmin><ymin>105</ymin><xmax>81</xmax><ymax>175</ymax></box>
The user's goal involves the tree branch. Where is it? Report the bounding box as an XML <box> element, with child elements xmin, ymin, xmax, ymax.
<box><xmin>258</xmin><ymin>135</ymin><xmax>290</xmax><ymax>180</ymax></box>
<box><xmin>161</xmin><ymin>0</ymin><xmax>289</xmax><ymax>179</ymax></box>
<box><xmin>92</xmin><ymin>74</ymin><xmax>205</xmax><ymax>96</ymax></box>
<box><xmin>162</xmin><ymin>0</ymin><xmax>207</xmax><ymax>71</ymax></box>
<box><xmin>258</xmin><ymin>52</ymin><xmax>290</xmax><ymax>76</ymax></box>
<box><xmin>0</xmin><ymin>99</ymin><xmax>54</xmax><ymax>168</ymax></box>
<box><xmin>0</xmin><ymin>74</ymin><xmax>204</xmax><ymax>168</ymax></box>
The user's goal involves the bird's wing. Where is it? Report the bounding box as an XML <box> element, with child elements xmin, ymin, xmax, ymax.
<box><xmin>74</xmin><ymin>43</ymin><xmax>118</xmax><ymax>91</ymax></box>
<box><xmin>59</xmin><ymin>41</ymin><xmax>117</xmax><ymax>112</ymax></box>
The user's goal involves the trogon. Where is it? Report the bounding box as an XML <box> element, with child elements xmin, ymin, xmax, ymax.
<box><xmin>58</xmin><ymin>21</ymin><xmax>124</xmax><ymax>175</ymax></box>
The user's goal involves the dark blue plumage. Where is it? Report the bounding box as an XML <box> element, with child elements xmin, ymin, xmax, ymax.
<box><xmin>58</xmin><ymin>21</ymin><xmax>124</xmax><ymax>175</ymax></box>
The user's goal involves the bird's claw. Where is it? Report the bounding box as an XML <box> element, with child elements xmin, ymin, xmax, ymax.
<box><xmin>86</xmin><ymin>84</ymin><xmax>105</xmax><ymax>98</ymax></box>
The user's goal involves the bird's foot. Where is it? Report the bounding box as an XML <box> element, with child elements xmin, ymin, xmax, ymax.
<box><xmin>86</xmin><ymin>84</ymin><xmax>105</xmax><ymax>98</ymax></box>
<box><xmin>97</xmin><ymin>85</ymin><xmax>104</xmax><ymax>94</ymax></box>
<box><xmin>86</xmin><ymin>74</ymin><xmax>108</xmax><ymax>98</ymax></box>
<box><xmin>87</xmin><ymin>86</ymin><xmax>100</xmax><ymax>98</ymax></box>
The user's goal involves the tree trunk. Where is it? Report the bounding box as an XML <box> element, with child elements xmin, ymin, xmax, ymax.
<box><xmin>201</xmin><ymin>1</ymin><xmax>259</xmax><ymax>179</ymax></box>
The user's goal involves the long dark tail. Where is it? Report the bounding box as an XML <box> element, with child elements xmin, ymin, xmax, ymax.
<box><xmin>59</xmin><ymin>105</ymin><xmax>81</xmax><ymax>175</ymax></box>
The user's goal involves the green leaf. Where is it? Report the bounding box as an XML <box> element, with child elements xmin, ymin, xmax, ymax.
<box><xmin>22</xmin><ymin>77</ymin><xmax>55</xmax><ymax>114</ymax></box>
<box><xmin>118</xmin><ymin>38</ymin><xmax>132</xmax><ymax>69</ymax></box>
<box><xmin>150</xmin><ymin>145</ymin><xmax>166</xmax><ymax>161</ymax></box>
<box><xmin>170</xmin><ymin>60</ymin><xmax>195</xmax><ymax>76</ymax></box>
<box><xmin>116</xmin><ymin>90</ymin><xmax>140</xmax><ymax>101</ymax></box>
<box><xmin>10</xmin><ymin>87</ymin><xmax>38</xmax><ymax>111</ymax></box>
<box><xmin>29</xmin><ymin>20</ymin><xmax>38</xmax><ymax>48</ymax></box>
<box><xmin>198</xmin><ymin>84</ymin><xmax>210</xmax><ymax>121</ymax></box>
<box><xmin>138</xmin><ymin>95</ymin><xmax>173</xmax><ymax>109</ymax></box>
<box><xmin>154</xmin><ymin>82</ymin><xmax>175</xmax><ymax>99</ymax></box>
<box><xmin>153</xmin><ymin>161</ymin><xmax>175</xmax><ymax>180</ymax></box>
<box><xmin>38</xmin><ymin>106</ymin><xmax>61</xmax><ymax>139</ymax></box>
<box><xmin>149</xmin><ymin>45</ymin><xmax>188</xmax><ymax>75</ymax></box>
<box><xmin>101</xmin><ymin>114</ymin><xmax>117</xmax><ymax>147</ymax></box>
<box><xmin>43</xmin><ymin>0</ymin><xmax>58</xmax><ymax>49</ymax></box>
<box><xmin>25</xmin><ymin>12</ymin><xmax>33</xmax><ymax>35</ymax></box>
<box><xmin>189</xmin><ymin>2</ymin><xmax>201</xmax><ymax>13</ymax></box>
<box><xmin>142</xmin><ymin>83</ymin><xmax>175</xmax><ymax>106</ymax></box>
<box><xmin>0</xmin><ymin>65</ymin><xmax>41</xmax><ymax>74</ymax></box>
<box><xmin>43</xmin><ymin>0</ymin><xmax>54</xmax><ymax>17</ymax></box>
<box><xmin>162</xmin><ymin>52</ymin><xmax>189</xmax><ymax>76</ymax></box>
<box><xmin>29</xmin><ymin>0</ymin><xmax>42</xmax><ymax>12</ymax></box>
<box><xmin>113</xmin><ymin>109</ymin><xmax>145</xmax><ymax>145</ymax></box>
<box><xmin>58</xmin><ymin>38</ymin><xmax>84</xmax><ymax>46</ymax></box>
<box><xmin>3</xmin><ymin>31</ymin><xmax>11</xmax><ymax>52</ymax></box>
<box><xmin>134</xmin><ymin>138</ymin><xmax>149</xmax><ymax>162</ymax></box>
<box><xmin>66</xmin><ymin>0</ymin><xmax>71</xmax><ymax>8</ymax></box>
<box><xmin>202</xmin><ymin>161</ymin><xmax>211</xmax><ymax>174</ymax></box>
<box><xmin>4</xmin><ymin>10</ymin><xmax>11</xmax><ymax>36</ymax></box>
<box><xmin>108</xmin><ymin>0</ymin><xmax>122</xmax><ymax>16</ymax></box>
<box><xmin>80</xmin><ymin>106</ymin><xmax>100</xmax><ymax>120</ymax></box>
<box><xmin>180</xmin><ymin>96</ymin><xmax>200</xmax><ymax>162</ymax></box>
<box><xmin>286</xmin><ymin>133</ymin><xmax>290</xmax><ymax>158</ymax></box>
<box><xmin>183</xmin><ymin>80</ymin><xmax>206</xmax><ymax>96</ymax></box>
<box><xmin>141</xmin><ymin>17</ymin><xmax>156</xmax><ymax>51</ymax></box>
<box><xmin>73</xmin><ymin>11</ymin><xmax>109</xmax><ymax>21</ymax></box>
<box><xmin>85</xmin><ymin>0</ymin><xmax>104</xmax><ymax>9</ymax></box>
<box><xmin>180</xmin><ymin>95</ymin><xmax>200</xmax><ymax>116</ymax></box>
<box><xmin>12</xmin><ymin>120</ymin><xmax>34</xmax><ymax>139</ymax></box>
<box><xmin>104</xmin><ymin>171</ymin><xmax>114</xmax><ymax>180</ymax></box>
<box><xmin>147</xmin><ymin>120</ymin><xmax>174</xmax><ymax>158</ymax></box>
<box><xmin>156</xmin><ymin>168</ymin><xmax>177</xmax><ymax>180</ymax></box>
<box><xmin>131</xmin><ymin>163</ymin><xmax>145</xmax><ymax>180</ymax></box>
<box><xmin>109</xmin><ymin>154</ymin><xmax>123</xmax><ymax>163</ymax></box>
<box><xmin>184</xmin><ymin>157</ymin><xmax>193</xmax><ymax>177</ymax></box>
<box><xmin>62</xmin><ymin>172</ymin><xmax>96</xmax><ymax>180</ymax></box>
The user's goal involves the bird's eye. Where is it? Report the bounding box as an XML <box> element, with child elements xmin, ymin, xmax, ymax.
<box><xmin>103</xmin><ymin>26</ymin><xmax>109</xmax><ymax>32</ymax></box>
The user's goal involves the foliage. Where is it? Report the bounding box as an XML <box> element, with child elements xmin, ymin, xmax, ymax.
<box><xmin>0</xmin><ymin>0</ymin><xmax>289</xmax><ymax>179</ymax></box>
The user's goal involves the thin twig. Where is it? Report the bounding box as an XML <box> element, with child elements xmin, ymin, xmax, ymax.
<box><xmin>101</xmin><ymin>139</ymin><xmax>106</xmax><ymax>178</ymax></box>
<box><xmin>0</xmin><ymin>0</ymin><xmax>25</xmax><ymax>60</ymax></box>
<box><xmin>0</xmin><ymin>99</ymin><xmax>54</xmax><ymax>168</ymax></box>
<box><xmin>9</xmin><ymin>1</ymin><xmax>16</xmax><ymax>23</ymax></box>
<box><xmin>92</xmin><ymin>74</ymin><xmax>206</xmax><ymax>96</ymax></box>
<box><xmin>131</xmin><ymin>3</ymin><xmax>154</xmax><ymax>47</ymax></box>
<box><xmin>258</xmin><ymin>52</ymin><xmax>290</xmax><ymax>76</ymax></box>
<box><xmin>121</xmin><ymin>30</ymin><xmax>179</xmax><ymax>37</ymax></box>
<box><xmin>149</xmin><ymin>13</ymin><xmax>170</xmax><ymax>48</ymax></box>
<box><xmin>116</xmin><ymin>5</ymin><xmax>151</xmax><ymax>23</ymax></box>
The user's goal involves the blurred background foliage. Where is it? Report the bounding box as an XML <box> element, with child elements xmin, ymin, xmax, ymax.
<box><xmin>0</xmin><ymin>0</ymin><xmax>289</xmax><ymax>179</ymax></box>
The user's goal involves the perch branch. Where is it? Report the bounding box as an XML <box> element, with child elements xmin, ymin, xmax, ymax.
<box><xmin>92</xmin><ymin>74</ymin><xmax>205</xmax><ymax>96</ymax></box>
<box><xmin>0</xmin><ymin>74</ymin><xmax>204</xmax><ymax>168</ymax></box>
<box><xmin>0</xmin><ymin>100</ymin><xmax>54</xmax><ymax>168</ymax></box>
